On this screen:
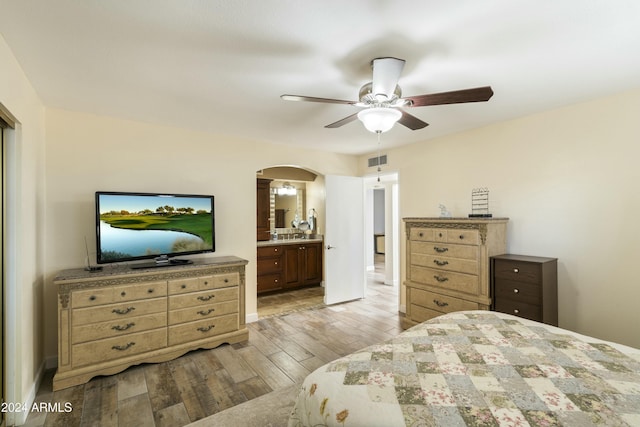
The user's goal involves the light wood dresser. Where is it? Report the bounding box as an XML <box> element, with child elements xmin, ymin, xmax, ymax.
<box><xmin>403</xmin><ymin>218</ymin><xmax>508</xmax><ymax>329</ymax></box>
<box><xmin>53</xmin><ymin>256</ymin><xmax>248</xmax><ymax>390</ymax></box>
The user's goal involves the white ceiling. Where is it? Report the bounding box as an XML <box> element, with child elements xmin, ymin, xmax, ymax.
<box><xmin>2</xmin><ymin>0</ymin><xmax>640</xmax><ymax>155</ymax></box>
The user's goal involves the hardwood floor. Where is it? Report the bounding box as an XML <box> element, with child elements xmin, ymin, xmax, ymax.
<box><xmin>25</xmin><ymin>260</ymin><xmax>400</xmax><ymax>427</ymax></box>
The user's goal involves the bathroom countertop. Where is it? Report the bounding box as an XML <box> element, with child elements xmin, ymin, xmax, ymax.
<box><xmin>257</xmin><ymin>237</ymin><xmax>323</xmax><ymax>247</ymax></box>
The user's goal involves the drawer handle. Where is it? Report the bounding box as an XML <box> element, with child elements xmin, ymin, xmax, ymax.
<box><xmin>197</xmin><ymin>295</ymin><xmax>215</xmax><ymax>302</ymax></box>
<box><xmin>112</xmin><ymin>322</ymin><xmax>135</xmax><ymax>331</ymax></box>
<box><xmin>112</xmin><ymin>342</ymin><xmax>135</xmax><ymax>351</ymax></box>
<box><xmin>418</xmin><ymin>232</ymin><xmax>424</xmax><ymax>237</ymax></box>
<box><xmin>197</xmin><ymin>325</ymin><xmax>215</xmax><ymax>333</ymax></box>
<box><xmin>433</xmin><ymin>246</ymin><xmax>448</xmax><ymax>253</ymax></box>
<box><xmin>513</xmin><ymin>268</ymin><xmax>519</xmax><ymax>273</ymax></box>
<box><xmin>181</xmin><ymin>284</ymin><xmax>187</xmax><ymax>289</ymax></box>
<box><xmin>203</xmin><ymin>281</ymin><xmax>209</xmax><ymax>286</ymax></box>
<box><xmin>514</xmin><ymin>309</ymin><xmax>520</xmax><ymax>314</ymax></box>
<box><xmin>224</xmin><ymin>278</ymin><xmax>229</xmax><ymax>283</ymax></box>
<box><xmin>438</xmin><ymin>233</ymin><xmax>443</xmax><ymax>237</ymax></box>
<box><xmin>433</xmin><ymin>299</ymin><xmax>449</xmax><ymax>307</ymax></box>
<box><xmin>112</xmin><ymin>307</ymin><xmax>135</xmax><ymax>315</ymax></box>
<box><xmin>147</xmin><ymin>288</ymin><xmax>154</xmax><ymax>293</ymax></box>
<box><xmin>89</xmin><ymin>295</ymin><xmax>97</xmax><ymax>301</ymax></box>
<box><xmin>513</xmin><ymin>288</ymin><xmax>519</xmax><ymax>294</ymax></box>
<box><xmin>197</xmin><ymin>309</ymin><xmax>215</xmax><ymax>316</ymax></box>
<box><xmin>458</xmin><ymin>235</ymin><xmax>464</xmax><ymax>240</ymax></box>
<box><xmin>433</xmin><ymin>260</ymin><xmax>449</xmax><ymax>267</ymax></box>
<box><xmin>433</xmin><ymin>275</ymin><xmax>449</xmax><ymax>283</ymax></box>
<box><xmin>121</xmin><ymin>291</ymin><xmax>127</xmax><ymax>297</ymax></box>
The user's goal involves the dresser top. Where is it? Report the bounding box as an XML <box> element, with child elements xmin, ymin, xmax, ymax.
<box><xmin>403</xmin><ymin>217</ymin><xmax>509</xmax><ymax>224</ymax></box>
<box><xmin>55</xmin><ymin>255</ymin><xmax>248</xmax><ymax>283</ymax></box>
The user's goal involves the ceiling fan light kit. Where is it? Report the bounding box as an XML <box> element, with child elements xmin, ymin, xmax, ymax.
<box><xmin>281</xmin><ymin>56</ymin><xmax>493</xmax><ymax>134</ymax></box>
<box><xmin>357</xmin><ymin>107</ymin><xmax>402</xmax><ymax>133</ymax></box>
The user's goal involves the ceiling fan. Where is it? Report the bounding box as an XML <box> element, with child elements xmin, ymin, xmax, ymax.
<box><xmin>281</xmin><ymin>57</ymin><xmax>494</xmax><ymax>133</ymax></box>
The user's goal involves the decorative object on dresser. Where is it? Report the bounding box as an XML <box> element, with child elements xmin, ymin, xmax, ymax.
<box><xmin>53</xmin><ymin>256</ymin><xmax>248</xmax><ymax>391</ymax></box>
<box><xmin>403</xmin><ymin>217</ymin><xmax>508</xmax><ymax>329</ymax></box>
<box><xmin>490</xmin><ymin>254</ymin><xmax>558</xmax><ymax>325</ymax></box>
<box><xmin>469</xmin><ymin>187</ymin><xmax>491</xmax><ymax>217</ymax></box>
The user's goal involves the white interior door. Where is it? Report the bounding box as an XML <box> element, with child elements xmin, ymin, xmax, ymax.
<box><xmin>324</xmin><ymin>175</ymin><xmax>365</xmax><ymax>305</ymax></box>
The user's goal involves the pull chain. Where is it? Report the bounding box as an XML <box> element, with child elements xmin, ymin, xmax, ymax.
<box><xmin>376</xmin><ymin>130</ymin><xmax>382</xmax><ymax>182</ymax></box>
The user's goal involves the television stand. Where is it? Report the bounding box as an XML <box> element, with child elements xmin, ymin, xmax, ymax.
<box><xmin>130</xmin><ymin>256</ymin><xmax>193</xmax><ymax>270</ymax></box>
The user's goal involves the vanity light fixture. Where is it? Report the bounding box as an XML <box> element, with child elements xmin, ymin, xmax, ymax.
<box><xmin>276</xmin><ymin>182</ymin><xmax>297</xmax><ymax>196</ymax></box>
<box><xmin>357</xmin><ymin>106</ymin><xmax>402</xmax><ymax>133</ymax></box>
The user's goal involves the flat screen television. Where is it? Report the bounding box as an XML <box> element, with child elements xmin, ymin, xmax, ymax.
<box><xmin>95</xmin><ymin>191</ymin><xmax>215</xmax><ymax>268</ymax></box>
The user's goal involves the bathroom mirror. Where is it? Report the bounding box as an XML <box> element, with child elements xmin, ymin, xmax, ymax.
<box><xmin>273</xmin><ymin>181</ymin><xmax>305</xmax><ymax>229</ymax></box>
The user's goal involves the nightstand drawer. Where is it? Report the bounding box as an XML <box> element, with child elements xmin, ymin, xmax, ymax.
<box><xmin>493</xmin><ymin>259</ymin><xmax>541</xmax><ymax>284</ymax></box>
<box><xmin>494</xmin><ymin>299</ymin><xmax>541</xmax><ymax>322</ymax></box>
<box><xmin>494</xmin><ymin>279</ymin><xmax>541</xmax><ymax>305</ymax></box>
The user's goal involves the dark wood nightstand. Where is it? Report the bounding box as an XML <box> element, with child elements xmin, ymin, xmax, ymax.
<box><xmin>491</xmin><ymin>254</ymin><xmax>558</xmax><ymax>326</ymax></box>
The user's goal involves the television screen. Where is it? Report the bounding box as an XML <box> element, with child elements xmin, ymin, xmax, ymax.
<box><xmin>96</xmin><ymin>191</ymin><xmax>215</xmax><ymax>265</ymax></box>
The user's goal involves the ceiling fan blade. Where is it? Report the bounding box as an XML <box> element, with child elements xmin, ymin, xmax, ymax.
<box><xmin>281</xmin><ymin>94</ymin><xmax>356</xmax><ymax>105</ymax></box>
<box><xmin>372</xmin><ymin>57</ymin><xmax>405</xmax><ymax>99</ymax></box>
<box><xmin>325</xmin><ymin>112</ymin><xmax>359</xmax><ymax>128</ymax></box>
<box><xmin>405</xmin><ymin>86</ymin><xmax>494</xmax><ymax>107</ymax></box>
<box><xmin>398</xmin><ymin>111</ymin><xmax>429</xmax><ymax>130</ymax></box>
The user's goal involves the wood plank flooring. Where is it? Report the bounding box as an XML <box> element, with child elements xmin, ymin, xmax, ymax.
<box><xmin>25</xmin><ymin>262</ymin><xmax>401</xmax><ymax>427</ymax></box>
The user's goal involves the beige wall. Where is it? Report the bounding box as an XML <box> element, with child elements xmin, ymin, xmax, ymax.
<box><xmin>0</xmin><ymin>34</ymin><xmax>47</xmax><ymax>423</ymax></box>
<box><xmin>42</xmin><ymin>108</ymin><xmax>359</xmax><ymax>360</ymax></box>
<box><xmin>359</xmin><ymin>89</ymin><xmax>640</xmax><ymax>348</ymax></box>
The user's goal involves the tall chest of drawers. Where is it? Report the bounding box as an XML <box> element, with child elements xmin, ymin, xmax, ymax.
<box><xmin>54</xmin><ymin>256</ymin><xmax>248</xmax><ymax>390</ymax></box>
<box><xmin>403</xmin><ymin>218</ymin><xmax>508</xmax><ymax>329</ymax></box>
<box><xmin>491</xmin><ymin>254</ymin><xmax>558</xmax><ymax>326</ymax></box>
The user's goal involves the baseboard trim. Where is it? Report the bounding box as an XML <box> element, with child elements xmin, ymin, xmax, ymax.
<box><xmin>246</xmin><ymin>312</ymin><xmax>259</xmax><ymax>323</ymax></box>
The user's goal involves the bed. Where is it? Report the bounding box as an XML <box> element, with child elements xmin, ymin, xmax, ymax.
<box><xmin>288</xmin><ymin>311</ymin><xmax>640</xmax><ymax>426</ymax></box>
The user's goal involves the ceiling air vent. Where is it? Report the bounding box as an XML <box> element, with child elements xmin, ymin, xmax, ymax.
<box><xmin>368</xmin><ymin>155</ymin><xmax>387</xmax><ymax>168</ymax></box>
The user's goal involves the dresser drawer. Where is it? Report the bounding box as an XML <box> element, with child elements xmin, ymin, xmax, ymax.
<box><xmin>168</xmin><ymin>273</ymin><xmax>239</xmax><ymax>295</ymax></box>
<box><xmin>411</xmin><ymin>253</ymin><xmax>478</xmax><ymax>275</ymax></box>
<box><xmin>168</xmin><ymin>314</ymin><xmax>238</xmax><ymax>346</ymax></box>
<box><xmin>410</xmin><ymin>266</ymin><xmax>479</xmax><ymax>295</ymax></box>
<box><xmin>409</xmin><ymin>304</ymin><xmax>442</xmax><ymax>323</ymax></box>
<box><xmin>72</xmin><ymin>297</ymin><xmax>166</xmax><ymax>325</ymax></box>
<box><xmin>72</xmin><ymin>281</ymin><xmax>167</xmax><ymax>308</ymax></box>
<box><xmin>72</xmin><ymin>328</ymin><xmax>167</xmax><ymax>367</ymax></box>
<box><xmin>412</xmin><ymin>288</ymin><xmax>479</xmax><ymax>313</ymax></box>
<box><xmin>494</xmin><ymin>279</ymin><xmax>541</xmax><ymax>305</ymax></box>
<box><xmin>411</xmin><ymin>241</ymin><xmax>479</xmax><ymax>261</ymax></box>
<box><xmin>72</xmin><ymin>312</ymin><xmax>167</xmax><ymax>344</ymax></box>
<box><xmin>168</xmin><ymin>300</ymin><xmax>238</xmax><ymax>325</ymax></box>
<box><xmin>168</xmin><ymin>287</ymin><xmax>238</xmax><ymax>310</ymax></box>
<box><xmin>409</xmin><ymin>228</ymin><xmax>434</xmax><ymax>242</ymax></box>
<box><xmin>494</xmin><ymin>299</ymin><xmax>541</xmax><ymax>322</ymax></box>
<box><xmin>430</xmin><ymin>229</ymin><xmax>479</xmax><ymax>245</ymax></box>
<box><xmin>493</xmin><ymin>259</ymin><xmax>541</xmax><ymax>284</ymax></box>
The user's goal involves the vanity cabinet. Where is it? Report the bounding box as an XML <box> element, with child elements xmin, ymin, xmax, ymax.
<box><xmin>284</xmin><ymin>241</ymin><xmax>322</xmax><ymax>288</ymax></box>
<box><xmin>53</xmin><ymin>256</ymin><xmax>248</xmax><ymax>390</ymax></box>
<box><xmin>257</xmin><ymin>240</ymin><xmax>322</xmax><ymax>293</ymax></box>
<box><xmin>257</xmin><ymin>178</ymin><xmax>272</xmax><ymax>241</ymax></box>
<box><xmin>403</xmin><ymin>218</ymin><xmax>508</xmax><ymax>329</ymax></box>
<box><xmin>257</xmin><ymin>245</ymin><xmax>284</xmax><ymax>293</ymax></box>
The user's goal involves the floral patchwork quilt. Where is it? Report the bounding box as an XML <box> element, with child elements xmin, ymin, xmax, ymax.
<box><xmin>288</xmin><ymin>311</ymin><xmax>640</xmax><ymax>426</ymax></box>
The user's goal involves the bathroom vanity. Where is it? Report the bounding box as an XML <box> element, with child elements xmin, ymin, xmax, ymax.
<box><xmin>256</xmin><ymin>238</ymin><xmax>323</xmax><ymax>294</ymax></box>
